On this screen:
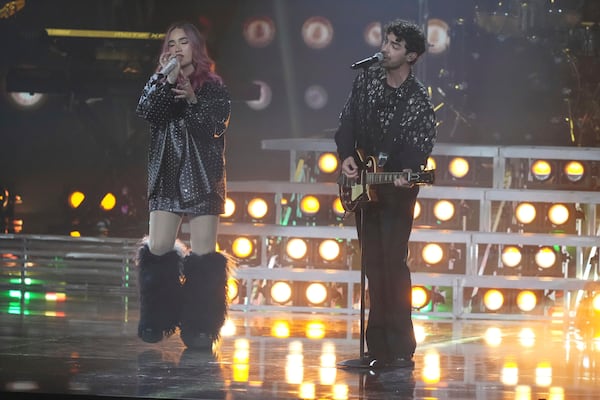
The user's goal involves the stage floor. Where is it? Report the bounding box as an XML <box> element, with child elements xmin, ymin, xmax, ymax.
<box><xmin>1</xmin><ymin>293</ymin><xmax>599</xmax><ymax>400</ymax></box>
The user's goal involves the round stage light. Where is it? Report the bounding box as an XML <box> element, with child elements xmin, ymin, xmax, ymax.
<box><xmin>305</xmin><ymin>282</ymin><xmax>328</xmax><ymax>305</ymax></box>
<box><xmin>501</xmin><ymin>246</ymin><xmax>522</xmax><ymax>268</ymax></box>
<box><xmin>515</xmin><ymin>203</ymin><xmax>536</xmax><ymax>225</ymax></box>
<box><xmin>8</xmin><ymin>92</ymin><xmax>47</xmax><ymax>109</ymax></box>
<box><xmin>531</xmin><ymin>160</ymin><xmax>552</xmax><ymax>181</ymax></box>
<box><xmin>100</xmin><ymin>192</ymin><xmax>116</xmax><ymax>211</ymax></box>
<box><xmin>332</xmin><ymin>197</ymin><xmax>345</xmax><ymax>217</ymax></box>
<box><xmin>534</xmin><ymin>246</ymin><xmax>557</xmax><ymax>269</ymax></box>
<box><xmin>318</xmin><ymin>153</ymin><xmax>338</xmax><ymax>173</ymax></box>
<box><xmin>271</xmin><ymin>281</ymin><xmax>292</xmax><ymax>304</ymax></box>
<box><xmin>422</xmin><ymin>243</ymin><xmax>444</xmax><ymax>266</ymax></box>
<box><xmin>227</xmin><ymin>278</ymin><xmax>239</xmax><ymax>301</ymax></box>
<box><xmin>222</xmin><ymin>197</ymin><xmax>236</xmax><ymax>218</ymax></box>
<box><xmin>448</xmin><ymin>157</ymin><xmax>470</xmax><ymax>179</ymax></box>
<box><xmin>318</xmin><ymin>239</ymin><xmax>341</xmax><ymax>262</ymax></box>
<box><xmin>564</xmin><ymin>161</ymin><xmax>584</xmax><ymax>182</ymax></box>
<box><xmin>548</xmin><ymin>204</ymin><xmax>569</xmax><ymax>225</ymax></box>
<box><xmin>232</xmin><ymin>237</ymin><xmax>254</xmax><ymax>259</ymax></box>
<box><xmin>412</xmin><ymin>286</ymin><xmax>430</xmax><ymax>310</ymax></box>
<box><xmin>68</xmin><ymin>191</ymin><xmax>85</xmax><ymax>209</ymax></box>
<box><xmin>483</xmin><ymin>289</ymin><xmax>504</xmax><ymax>311</ymax></box>
<box><xmin>414</xmin><ymin>200</ymin><xmax>422</xmax><ymax>220</ymax></box>
<box><xmin>516</xmin><ymin>290</ymin><xmax>537</xmax><ymax>312</ymax></box>
<box><xmin>427</xmin><ymin>18</ymin><xmax>450</xmax><ymax>55</ymax></box>
<box><xmin>427</xmin><ymin>157</ymin><xmax>436</xmax><ymax>171</ymax></box>
<box><xmin>247</xmin><ymin>197</ymin><xmax>268</xmax><ymax>220</ymax></box>
<box><xmin>286</xmin><ymin>238</ymin><xmax>308</xmax><ymax>260</ymax></box>
<box><xmin>433</xmin><ymin>200</ymin><xmax>455</xmax><ymax>222</ymax></box>
<box><xmin>300</xmin><ymin>195</ymin><xmax>320</xmax><ymax>216</ymax></box>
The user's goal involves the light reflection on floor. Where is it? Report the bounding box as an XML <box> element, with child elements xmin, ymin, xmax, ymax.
<box><xmin>1</xmin><ymin>302</ymin><xmax>599</xmax><ymax>400</ymax></box>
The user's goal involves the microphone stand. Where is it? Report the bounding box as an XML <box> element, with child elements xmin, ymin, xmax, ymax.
<box><xmin>338</xmin><ymin>64</ymin><xmax>372</xmax><ymax>370</ymax></box>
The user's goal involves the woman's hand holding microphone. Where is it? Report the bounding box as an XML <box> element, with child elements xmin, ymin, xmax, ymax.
<box><xmin>159</xmin><ymin>53</ymin><xmax>197</xmax><ymax>105</ymax></box>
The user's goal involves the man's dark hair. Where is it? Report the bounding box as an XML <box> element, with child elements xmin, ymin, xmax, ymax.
<box><xmin>383</xmin><ymin>19</ymin><xmax>427</xmax><ymax>56</ymax></box>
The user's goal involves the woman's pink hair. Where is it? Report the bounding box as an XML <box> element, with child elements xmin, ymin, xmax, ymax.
<box><xmin>158</xmin><ymin>21</ymin><xmax>223</xmax><ymax>90</ymax></box>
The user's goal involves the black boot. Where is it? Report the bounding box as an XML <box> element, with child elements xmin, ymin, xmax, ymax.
<box><xmin>180</xmin><ymin>252</ymin><xmax>231</xmax><ymax>350</ymax></box>
<box><xmin>136</xmin><ymin>244</ymin><xmax>183</xmax><ymax>343</ymax></box>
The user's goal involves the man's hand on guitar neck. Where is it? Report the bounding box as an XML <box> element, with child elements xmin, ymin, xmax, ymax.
<box><xmin>341</xmin><ymin>156</ymin><xmax>359</xmax><ymax>179</ymax></box>
<box><xmin>394</xmin><ymin>169</ymin><xmax>413</xmax><ymax>188</ymax></box>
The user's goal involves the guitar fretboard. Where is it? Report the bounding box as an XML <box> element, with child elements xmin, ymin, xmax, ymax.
<box><xmin>365</xmin><ymin>172</ymin><xmax>407</xmax><ymax>184</ymax></box>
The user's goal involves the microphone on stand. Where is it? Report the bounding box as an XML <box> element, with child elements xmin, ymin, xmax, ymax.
<box><xmin>158</xmin><ymin>57</ymin><xmax>179</xmax><ymax>75</ymax></box>
<box><xmin>350</xmin><ymin>52</ymin><xmax>383</xmax><ymax>70</ymax></box>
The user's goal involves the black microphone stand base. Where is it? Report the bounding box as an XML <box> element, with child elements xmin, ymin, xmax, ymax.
<box><xmin>337</xmin><ymin>356</ymin><xmax>373</xmax><ymax>370</ymax></box>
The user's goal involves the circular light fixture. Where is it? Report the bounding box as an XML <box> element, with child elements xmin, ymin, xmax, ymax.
<box><xmin>286</xmin><ymin>238</ymin><xmax>308</xmax><ymax>260</ymax></box>
<box><xmin>8</xmin><ymin>92</ymin><xmax>47</xmax><ymax>110</ymax></box>
<box><xmin>412</xmin><ymin>286</ymin><xmax>430</xmax><ymax>310</ymax></box>
<box><xmin>516</xmin><ymin>290</ymin><xmax>537</xmax><ymax>312</ymax></box>
<box><xmin>317</xmin><ymin>153</ymin><xmax>338</xmax><ymax>174</ymax></box>
<box><xmin>427</xmin><ymin>157</ymin><xmax>436</xmax><ymax>171</ymax></box>
<box><xmin>563</xmin><ymin>161</ymin><xmax>584</xmax><ymax>182</ymax></box>
<box><xmin>332</xmin><ymin>197</ymin><xmax>345</xmax><ymax>217</ymax></box>
<box><xmin>483</xmin><ymin>289</ymin><xmax>504</xmax><ymax>311</ymax></box>
<box><xmin>222</xmin><ymin>197</ymin><xmax>236</xmax><ymax>218</ymax></box>
<box><xmin>422</xmin><ymin>243</ymin><xmax>444</xmax><ymax>266</ymax></box>
<box><xmin>100</xmin><ymin>192</ymin><xmax>116</xmax><ymax>211</ymax></box>
<box><xmin>305</xmin><ymin>282</ymin><xmax>328</xmax><ymax>305</ymax></box>
<box><xmin>232</xmin><ymin>237</ymin><xmax>254</xmax><ymax>259</ymax></box>
<box><xmin>427</xmin><ymin>18</ymin><xmax>450</xmax><ymax>55</ymax></box>
<box><xmin>318</xmin><ymin>239</ymin><xmax>341</xmax><ymax>262</ymax></box>
<box><xmin>515</xmin><ymin>203</ymin><xmax>536</xmax><ymax>225</ymax></box>
<box><xmin>247</xmin><ymin>197</ymin><xmax>268</xmax><ymax>220</ymax></box>
<box><xmin>433</xmin><ymin>200</ymin><xmax>455</xmax><ymax>222</ymax></box>
<box><xmin>547</xmin><ymin>204</ymin><xmax>569</xmax><ymax>225</ymax></box>
<box><xmin>270</xmin><ymin>281</ymin><xmax>292</xmax><ymax>304</ymax></box>
<box><xmin>448</xmin><ymin>157</ymin><xmax>470</xmax><ymax>179</ymax></box>
<box><xmin>300</xmin><ymin>195</ymin><xmax>320</xmax><ymax>216</ymax></box>
<box><xmin>534</xmin><ymin>246</ymin><xmax>557</xmax><ymax>269</ymax></box>
<box><xmin>501</xmin><ymin>246</ymin><xmax>522</xmax><ymax>268</ymax></box>
<box><xmin>68</xmin><ymin>191</ymin><xmax>85</xmax><ymax>209</ymax></box>
<box><xmin>227</xmin><ymin>278</ymin><xmax>239</xmax><ymax>301</ymax></box>
<box><xmin>414</xmin><ymin>200</ymin><xmax>422</xmax><ymax>220</ymax></box>
<box><xmin>531</xmin><ymin>160</ymin><xmax>552</xmax><ymax>181</ymax></box>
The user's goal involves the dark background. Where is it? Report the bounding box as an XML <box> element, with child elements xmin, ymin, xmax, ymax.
<box><xmin>0</xmin><ymin>0</ymin><xmax>598</xmax><ymax>236</ymax></box>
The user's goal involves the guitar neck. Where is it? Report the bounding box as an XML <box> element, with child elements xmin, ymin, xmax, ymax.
<box><xmin>365</xmin><ymin>172</ymin><xmax>407</xmax><ymax>184</ymax></box>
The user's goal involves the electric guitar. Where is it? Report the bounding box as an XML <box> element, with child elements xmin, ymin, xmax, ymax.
<box><xmin>337</xmin><ymin>149</ymin><xmax>435</xmax><ymax>212</ymax></box>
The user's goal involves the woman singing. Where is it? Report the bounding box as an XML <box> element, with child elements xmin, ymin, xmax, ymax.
<box><xmin>135</xmin><ymin>21</ymin><xmax>232</xmax><ymax>350</ymax></box>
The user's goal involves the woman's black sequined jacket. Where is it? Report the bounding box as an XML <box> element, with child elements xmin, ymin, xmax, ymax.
<box><xmin>136</xmin><ymin>75</ymin><xmax>231</xmax><ymax>210</ymax></box>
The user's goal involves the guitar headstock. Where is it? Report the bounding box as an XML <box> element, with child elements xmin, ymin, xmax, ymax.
<box><xmin>409</xmin><ymin>169</ymin><xmax>435</xmax><ymax>185</ymax></box>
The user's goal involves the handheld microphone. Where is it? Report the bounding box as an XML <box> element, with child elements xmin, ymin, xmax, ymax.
<box><xmin>350</xmin><ymin>52</ymin><xmax>383</xmax><ymax>70</ymax></box>
<box><xmin>158</xmin><ymin>57</ymin><xmax>179</xmax><ymax>75</ymax></box>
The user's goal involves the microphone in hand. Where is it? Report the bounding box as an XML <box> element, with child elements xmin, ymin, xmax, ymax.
<box><xmin>158</xmin><ymin>57</ymin><xmax>179</xmax><ymax>76</ymax></box>
<box><xmin>350</xmin><ymin>52</ymin><xmax>383</xmax><ymax>70</ymax></box>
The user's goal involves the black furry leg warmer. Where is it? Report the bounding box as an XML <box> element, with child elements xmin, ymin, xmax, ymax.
<box><xmin>180</xmin><ymin>252</ymin><xmax>231</xmax><ymax>350</ymax></box>
<box><xmin>135</xmin><ymin>244</ymin><xmax>183</xmax><ymax>343</ymax></box>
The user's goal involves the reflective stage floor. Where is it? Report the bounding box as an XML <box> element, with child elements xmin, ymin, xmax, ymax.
<box><xmin>1</xmin><ymin>299</ymin><xmax>599</xmax><ymax>400</ymax></box>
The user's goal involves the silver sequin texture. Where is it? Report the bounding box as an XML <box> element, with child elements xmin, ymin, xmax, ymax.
<box><xmin>136</xmin><ymin>75</ymin><xmax>231</xmax><ymax>216</ymax></box>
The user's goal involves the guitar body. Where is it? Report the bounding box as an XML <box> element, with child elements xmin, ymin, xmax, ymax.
<box><xmin>337</xmin><ymin>148</ymin><xmax>435</xmax><ymax>213</ymax></box>
<box><xmin>338</xmin><ymin>149</ymin><xmax>379</xmax><ymax>213</ymax></box>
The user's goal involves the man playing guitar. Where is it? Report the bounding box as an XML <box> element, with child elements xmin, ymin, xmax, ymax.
<box><xmin>334</xmin><ymin>19</ymin><xmax>437</xmax><ymax>369</ymax></box>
